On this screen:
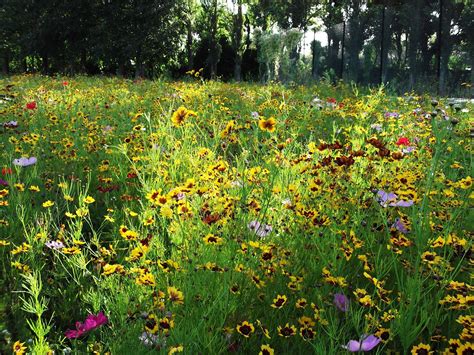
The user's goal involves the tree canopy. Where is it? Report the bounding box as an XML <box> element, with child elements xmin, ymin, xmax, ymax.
<box><xmin>0</xmin><ymin>0</ymin><xmax>472</xmax><ymax>94</ymax></box>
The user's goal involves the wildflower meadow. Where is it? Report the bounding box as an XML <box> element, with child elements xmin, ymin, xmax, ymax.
<box><xmin>0</xmin><ymin>75</ymin><xmax>472</xmax><ymax>354</ymax></box>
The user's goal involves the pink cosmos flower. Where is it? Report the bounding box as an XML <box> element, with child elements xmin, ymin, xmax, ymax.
<box><xmin>13</xmin><ymin>157</ymin><xmax>37</xmax><ymax>167</ymax></box>
<box><xmin>343</xmin><ymin>334</ymin><xmax>381</xmax><ymax>352</ymax></box>
<box><xmin>65</xmin><ymin>311</ymin><xmax>108</xmax><ymax>339</ymax></box>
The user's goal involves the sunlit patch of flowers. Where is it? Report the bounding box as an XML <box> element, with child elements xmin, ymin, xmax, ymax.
<box><xmin>0</xmin><ymin>75</ymin><xmax>471</xmax><ymax>354</ymax></box>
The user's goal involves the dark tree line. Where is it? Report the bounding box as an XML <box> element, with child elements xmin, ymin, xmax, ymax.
<box><xmin>0</xmin><ymin>0</ymin><xmax>472</xmax><ymax>94</ymax></box>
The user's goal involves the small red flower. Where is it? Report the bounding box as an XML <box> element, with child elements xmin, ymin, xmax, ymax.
<box><xmin>396</xmin><ymin>137</ymin><xmax>410</xmax><ymax>146</ymax></box>
<box><xmin>2</xmin><ymin>167</ymin><xmax>12</xmax><ymax>175</ymax></box>
<box><xmin>327</xmin><ymin>98</ymin><xmax>337</xmax><ymax>104</ymax></box>
<box><xmin>62</xmin><ymin>81</ymin><xmax>69</xmax><ymax>86</ymax></box>
<box><xmin>26</xmin><ymin>101</ymin><xmax>37</xmax><ymax>110</ymax></box>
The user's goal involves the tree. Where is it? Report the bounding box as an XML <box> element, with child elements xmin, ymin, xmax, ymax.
<box><xmin>231</xmin><ymin>0</ymin><xmax>244</xmax><ymax>81</ymax></box>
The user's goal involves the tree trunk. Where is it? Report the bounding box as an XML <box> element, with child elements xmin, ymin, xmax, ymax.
<box><xmin>233</xmin><ymin>1</ymin><xmax>243</xmax><ymax>81</ymax></box>
<box><xmin>381</xmin><ymin>6</ymin><xmax>393</xmax><ymax>83</ymax></box>
<box><xmin>347</xmin><ymin>2</ymin><xmax>362</xmax><ymax>82</ymax></box>
<box><xmin>2</xmin><ymin>51</ymin><xmax>9</xmax><ymax>75</ymax></box>
<box><xmin>117</xmin><ymin>59</ymin><xmax>125</xmax><ymax>77</ymax></box>
<box><xmin>408</xmin><ymin>0</ymin><xmax>423</xmax><ymax>90</ymax></box>
<box><xmin>312</xmin><ymin>35</ymin><xmax>319</xmax><ymax>80</ymax></box>
<box><xmin>135</xmin><ymin>48</ymin><xmax>144</xmax><ymax>78</ymax></box>
<box><xmin>208</xmin><ymin>0</ymin><xmax>219</xmax><ymax>79</ymax></box>
<box><xmin>326</xmin><ymin>29</ymin><xmax>340</xmax><ymax>77</ymax></box>
<box><xmin>471</xmin><ymin>52</ymin><xmax>474</xmax><ymax>90</ymax></box>
<box><xmin>439</xmin><ymin>0</ymin><xmax>455</xmax><ymax>96</ymax></box>
<box><xmin>42</xmin><ymin>54</ymin><xmax>49</xmax><ymax>75</ymax></box>
<box><xmin>234</xmin><ymin>56</ymin><xmax>242</xmax><ymax>81</ymax></box>
<box><xmin>186</xmin><ymin>18</ymin><xmax>194</xmax><ymax>71</ymax></box>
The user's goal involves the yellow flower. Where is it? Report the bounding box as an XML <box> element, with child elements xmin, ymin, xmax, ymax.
<box><xmin>168</xmin><ymin>345</ymin><xmax>184</xmax><ymax>354</ymax></box>
<box><xmin>236</xmin><ymin>321</ymin><xmax>255</xmax><ymax>338</ymax></box>
<box><xmin>11</xmin><ymin>243</ymin><xmax>31</xmax><ymax>255</ymax></box>
<box><xmin>0</xmin><ymin>189</ymin><xmax>9</xmax><ymax>198</ymax></box>
<box><xmin>83</xmin><ymin>196</ymin><xmax>95</xmax><ymax>204</ymax></box>
<box><xmin>29</xmin><ymin>185</ymin><xmax>40</xmax><ymax>192</ymax></box>
<box><xmin>258</xmin><ymin>117</ymin><xmax>276</xmax><ymax>132</ymax></box>
<box><xmin>458</xmin><ymin>176</ymin><xmax>472</xmax><ymax>189</ymax></box>
<box><xmin>126</xmin><ymin>244</ymin><xmax>149</xmax><ymax>262</ymax></box>
<box><xmin>159</xmin><ymin>317</ymin><xmax>175</xmax><ymax>333</ymax></box>
<box><xmin>42</xmin><ymin>200</ymin><xmax>55</xmax><ymax>208</ymax></box>
<box><xmin>296</xmin><ymin>298</ymin><xmax>308</xmax><ymax>309</ymax></box>
<box><xmin>136</xmin><ymin>272</ymin><xmax>156</xmax><ymax>286</ymax></box>
<box><xmin>142</xmin><ymin>216</ymin><xmax>155</xmax><ymax>225</ymax></box>
<box><xmin>298</xmin><ymin>315</ymin><xmax>316</xmax><ymax>327</ymax></box>
<box><xmin>119</xmin><ymin>225</ymin><xmax>138</xmax><ymax>241</ymax></box>
<box><xmin>0</xmin><ymin>239</ymin><xmax>11</xmax><ymax>246</ymax></box>
<box><xmin>443</xmin><ymin>189</ymin><xmax>455</xmax><ymax>198</ymax></box>
<box><xmin>167</xmin><ymin>286</ymin><xmax>184</xmax><ymax>304</ymax></box>
<box><xmin>259</xmin><ymin>344</ymin><xmax>274</xmax><ymax>355</ymax></box>
<box><xmin>13</xmin><ymin>340</ymin><xmax>27</xmax><ymax>354</ymax></box>
<box><xmin>11</xmin><ymin>261</ymin><xmax>30</xmax><ymax>273</ymax></box>
<box><xmin>102</xmin><ymin>264</ymin><xmax>125</xmax><ymax>276</ymax></box>
<box><xmin>203</xmin><ymin>234</ymin><xmax>223</xmax><ymax>245</ymax></box>
<box><xmin>171</xmin><ymin>106</ymin><xmax>197</xmax><ymax>127</ymax></box>
<box><xmin>63</xmin><ymin>246</ymin><xmax>81</xmax><ymax>255</ymax></box>
<box><xmin>160</xmin><ymin>205</ymin><xmax>173</xmax><ymax>218</ymax></box>
<box><xmin>76</xmin><ymin>208</ymin><xmax>89</xmax><ymax>217</ymax></box>
<box><xmin>65</xmin><ymin>212</ymin><xmax>76</xmax><ymax>218</ymax></box>
<box><xmin>411</xmin><ymin>343</ymin><xmax>432</xmax><ymax>354</ymax></box>
<box><xmin>271</xmin><ymin>294</ymin><xmax>287</xmax><ymax>309</ymax></box>
<box><xmin>277</xmin><ymin>323</ymin><xmax>297</xmax><ymax>337</ymax></box>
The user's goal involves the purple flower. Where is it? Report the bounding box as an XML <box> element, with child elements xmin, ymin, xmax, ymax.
<box><xmin>392</xmin><ymin>218</ymin><xmax>409</xmax><ymax>234</ymax></box>
<box><xmin>384</xmin><ymin>112</ymin><xmax>399</xmax><ymax>119</ymax></box>
<box><xmin>343</xmin><ymin>334</ymin><xmax>381</xmax><ymax>352</ymax></box>
<box><xmin>45</xmin><ymin>240</ymin><xmax>65</xmax><ymax>250</ymax></box>
<box><xmin>247</xmin><ymin>220</ymin><xmax>273</xmax><ymax>238</ymax></box>
<box><xmin>3</xmin><ymin>121</ymin><xmax>18</xmax><ymax>128</ymax></box>
<box><xmin>392</xmin><ymin>199</ymin><xmax>413</xmax><ymax>207</ymax></box>
<box><xmin>13</xmin><ymin>157</ymin><xmax>37</xmax><ymax>167</ymax></box>
<box><xmin>402</xmin><ymin>146</ymin><xmax>416</xmax><ymax>154</ymax></box>
<box><xmin>333</xmin><ymin>293</ymin><xmax>349</xmax><ymax>312</ymax></box>
<box><xmin>139</xmin><ymin>331</ymin><xmax>160</xmax><ymax>347</ymax></box>
<box><xmin>102</xmin><ymin>125</ymin><xmax>113</xmax><ymax>133</ymax></box>
<box><xmin>377</xmin><ymin>190</ymin><xmax>397</xmax><ymax>207</ymax></box>
<box><xmin>0</xmin><ymin>178</ymin><xmax>8</xmax><ymax>186</ymax></box>
<box><xmin>377</xmin><ymin>190</ymin><xmax>413</xmax><ymax>208</ymax></box>
<box><xmin>175</xmin><ymin>192</ymin><xmax>186</xmax><ymax>201</ymax></box>
<box><xmin>370</xmin><ymin>123</ymin><xmax>382</xmax><ymax>132</ymax></box>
